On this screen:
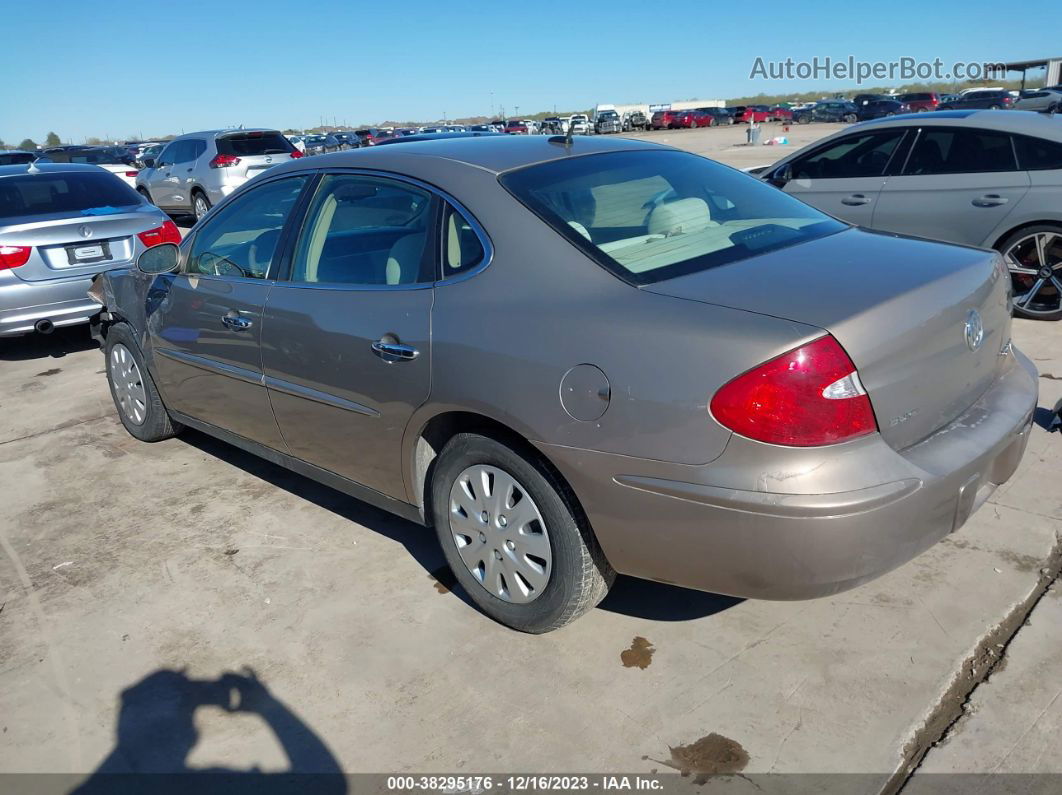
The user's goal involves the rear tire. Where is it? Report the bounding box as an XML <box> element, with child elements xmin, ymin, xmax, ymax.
<box><xmin>997</xmin><ymin>224</ymin><xmax>1062</xmax><ymax>320</ymax></box>
<box><xmin>192</xmin><ymin>190</ymin><xmax>211</xmax><ymax>222</ymax></box>
<box><xmin>431</xmin><ymin>433</ymin><xmax>614</xmax><ymax>633</ymax></box>
<box><xmin>104</xmin><ymin>323</ymin><xmax>182</xmax><ymax>441</ymax></box>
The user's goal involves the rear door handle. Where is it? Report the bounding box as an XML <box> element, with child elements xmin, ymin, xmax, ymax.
<box><xmin>973</xmin><ymin>194</ymin><xmax>1009</xmax><ymax>207</ymax></box>
<box><xmin>221</xmin><ymin>312</ymin><xmax>253</xmax><ymax>331</ymax></box>
<box><xmin>371</xmin><ymin>340</ymin><xmax>419</xmax><ymax>362</ymax></box>
<box><xmin>841</xmin><ymin>194</ymin><xmax>872</xmax><ymax>206</ymax></box>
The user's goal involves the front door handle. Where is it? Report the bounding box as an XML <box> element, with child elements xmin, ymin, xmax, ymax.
<box><xmin>973</xmin><ymin>194</ymin><xmax>1009</xmax><ymax>207</ymax></box>
<box><xmin>371</xmin><ymin>340</ymin><xmax>419</xmax><ymax>362</ymax></box>
<box><xmin>841</xmin><ymin>194</ymin><xmax>872</xmax><ymax>206</ymax></box>
<box><xmin>221</xmin><ymin>312</ymin><xmax>253</xmax><ymax>331</ymax></box>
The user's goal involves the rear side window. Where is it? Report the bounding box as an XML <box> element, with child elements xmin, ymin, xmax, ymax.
<box><xmin>216</xmin><ymin>133</ymin><xmax>294</xmax><ymax>157</ymax></box>
<box><xmin>904</xmin><ymin>129</ymin><xmax>1017</xmax><ymax>174</ymax></box>
<box><xmin>500</xmin><ymin>150</ymin><xmax>845</xmax><ymax>285</ymax></box>
<box><xmin>442</xmin><ymin>205</ymin><xmax>486</xmax><ymax>277</ymax></box>
<box><xmin>1014</xmin><ymin>135</ymin><xmax>1062</xmax><ymax>171</ymax></box>
<box><xmin>0</xmin><ymin>172</ymin><xmax>141</xmax><ymax>219</ymax></box>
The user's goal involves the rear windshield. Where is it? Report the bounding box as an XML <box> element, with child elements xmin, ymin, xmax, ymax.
<box><xmin>499</xmin><ymin>150</ymin><xmax>845</xmax><ymax>285</ymax></box>
<box><xmin>216</xmin><ymin>133</ymin><xmax>294</xmax><ymax>157</ymax></box>
<box><xmin>0</xmin><ymin>171</ymin><xmax>141</xmax><ymax>220</ymax></box>
<box><xmin>0</xmin><ymin>153</ymin><xmax>36</xmax><ymax>166</ymax></box>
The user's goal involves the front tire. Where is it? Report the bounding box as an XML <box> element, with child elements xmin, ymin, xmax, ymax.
<box><xmin>105</xmin><ymin>323</ymin><xmax>182</xmax><ymax>442</ymax></box>
<box><xmin>431</xmin><ymin>433</ymin><xmax>614</xmax><ymax>633</ymax></box>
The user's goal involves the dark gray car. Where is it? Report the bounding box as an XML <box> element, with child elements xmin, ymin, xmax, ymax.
<box><xmin>89</xmin><ymin>136</ymin><xmax>1036</xmax><ymax>632</ymax></box>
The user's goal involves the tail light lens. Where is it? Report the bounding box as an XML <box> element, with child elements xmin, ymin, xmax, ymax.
<box><xmin>124</xmin><ymin>170</ymin><xmax>139</xmax><ymax>178</ymax></box>
<box><xmin>710</xmin><ymin>335</ymin><xmax>877</xmax><ymax>447</ymax></box>
<box><xmin>209</xmin><ymin>153</ymin><xmax>240</xmax><ymax>168</ymax></box>
<box><xmin>0</xmin><ymin>245</ymin><xmax>32</xmax><ymax>270</ymax></box>
<box><xmin>289</xmin><ymin>150</ymin><xmax>303</xmax><ymax>159</ymax></box>
<box><xmin>137</xmin><ymin>221</ymin><xmax>182</xmax><ymax>248</ymax></box>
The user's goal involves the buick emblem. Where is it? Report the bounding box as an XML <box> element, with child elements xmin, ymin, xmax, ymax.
<box><xmin>78</xmin><ymin>225</ymin><xmax>93</xmax><ymax>239</ymax></box>
<box><xmin>964</xmin><ymin>309</ymin><xmax>984</xmax><ymax>352</ymax></box>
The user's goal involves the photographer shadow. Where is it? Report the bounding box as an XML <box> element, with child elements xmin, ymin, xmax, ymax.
<box><xmin>72</xmin><ymin>668</ymin><xmax>346</xmax><ymax>795</ymax></box>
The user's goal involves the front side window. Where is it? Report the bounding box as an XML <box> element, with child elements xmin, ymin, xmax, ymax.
<box><xmin>904</xmin><ymin>128</ymin><xmax>1017</xmax><ymax>175</ymax></box>
<box><xmin>500</xmin><ymin>150</ymin><xmax>845</xmax><ymax>285</ymax></box>
<box><xmin>290</xmin><ymin>174</ymin><xmax>434</xmax><ymax>286</ymax></box>
<box><xmin>156</xmin><ymin>143</ymin><xmax>177</xmax><ymax>166</ymax></box>
<box><xmin>792</xmin><ymin>130</ymin><xmax>906</xmax><ymax>179</ymax></box>
<box><xmin>186</xmin><ymin>176</ymin><xmax>309</xmax><ymax>279</ymax></box>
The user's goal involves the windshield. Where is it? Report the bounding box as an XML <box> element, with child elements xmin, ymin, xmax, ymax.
<box><xmin>499</xmin><ymin>150</ymin><xmax>845</xmax><ymax>285</ymax></box>
<box><xmin>0</xmin><ymin>171</ymin><xmax>142</xmax><ymax>220</ymax></box>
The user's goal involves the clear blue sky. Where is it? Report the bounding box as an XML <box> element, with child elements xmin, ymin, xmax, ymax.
<box><xmin>1</xmin><ymin>0</ymin><xmax>1055</xmax><ymax>143</ymax></box>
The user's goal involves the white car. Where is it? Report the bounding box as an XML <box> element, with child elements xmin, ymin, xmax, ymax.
<box><xmin>568</xmin><ymin>114</ymin><xmax>591</xmax><ymax>134</ymax></box>
<box><xmin>37</xmin><ymin>148</ymin><xmax>140</xmax><ymax>189</ymax></box>
<box><xmin>286</xmin><ymin>135</ymin><xmax>307</xmax><ymax>153</ymax></box>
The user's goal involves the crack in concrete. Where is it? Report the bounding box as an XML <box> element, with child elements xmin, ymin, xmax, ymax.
<box><xmin>0</xmin><ymin>414</ymin><xmax>110</xmax><ymax>447</ymax></box>
<box><xmin>882</xmin><ymin>533</ymin><xmax>1062</xmax><ymax>795</ymax></box>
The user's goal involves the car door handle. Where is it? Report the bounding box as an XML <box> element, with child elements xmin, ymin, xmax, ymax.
<box><xmin>841</xmin><ymin>194</ymin><xmax>872</xmax><ymax>206</ymax></box>
<box><xmin>973</xmin><ymin>194</ymin><xmax>1009</xmax><ymax>207</ymax></box>
<box><xmin>371</xmin><ymin>340</ymin><xmax>419</xmax><ymax>362</ymax></box>
<box><xmin>221</xmin><ymin>313</ymin><xmax>253</xmax><ymax>331</ymax></box>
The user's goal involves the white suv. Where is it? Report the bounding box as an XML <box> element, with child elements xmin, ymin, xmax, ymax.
<box><xmin>137</xmin><ymin>129</ymin><xmax>301</xmax><ymax>220</ymax></box>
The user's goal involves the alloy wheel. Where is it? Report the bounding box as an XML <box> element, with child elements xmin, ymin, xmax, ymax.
<box><xmin>110</xmin><ymin>343</ymin><xmax>147</xmax><ymax>425</ymax></box>
<box><xmin>1005</xmin><ymin>231</ymin><xmax>1062</xmax><ymax>316</ymax></box>
<box><xmin>448</xmin><ymin>464</ymin><xmax>552</xmax><ymax>604</ymax></box>
<box><xmin>194</xmin><ymin>195</ymin><xmax>209</xmax><ymax>220</ymax></box>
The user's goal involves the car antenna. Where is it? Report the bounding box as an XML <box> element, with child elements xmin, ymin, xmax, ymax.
<box><xmin>26</xmin><ymin>160</ymin><xmax>40</xmax><ymax>174</ymax></box>
<box><xmin>548</xmin><ymin>119</ymin><xmax>576</xmax><ymax>149</ymax></box>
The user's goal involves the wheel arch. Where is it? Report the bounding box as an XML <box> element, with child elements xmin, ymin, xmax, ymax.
<box><xmin>406</xmin><ymin>410</ymin><xmax>589</xmax><ymax>532</ymax></box>
<box><xmin>990</xmin><ymin>219</ymin><xmax>1062</xmax><ymax>252</ymax></box>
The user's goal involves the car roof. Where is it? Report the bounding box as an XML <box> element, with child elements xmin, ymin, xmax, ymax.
<box><xmin>170</xmin><ymin>128</ymin><xmax>281</xmax><ymax>140</ymax></box>
<box><xmin>265</xmin><ymin>134</ymin><xmax>669</xmax><ymax>176</ymax></box>
<box><xmin>0</xmin><ymin>162</ymin><xmax>111</xmax><ymax>178</ymax></box>
<box><xmin>855</xmin><ymin>109</ymin><xmax>1062</xmax><ymax>137</ymax></box>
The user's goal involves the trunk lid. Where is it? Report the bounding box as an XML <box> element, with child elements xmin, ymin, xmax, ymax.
<box><xmin>0</xmin><ymin>205</ymin><xmax>162</xmax><ymax>282</ymax></box>
<box><xmin>645</xmin><ymin>227</ymin><xmax>1012</xmax><ymax>450</ymax></box>
<box><xmin>215</xmin><ymin>131</ymin><xmax>296</xmax><ymax>181</ymax></box>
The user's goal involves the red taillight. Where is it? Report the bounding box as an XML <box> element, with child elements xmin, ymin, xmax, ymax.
<box><xmin>710</xmin><ymin>335</ymin><xmax>877</xmax><ymax>447</ymax></box>
<box><xmin>289</xmin><ymin>150</ymin><xmax>303</xmax><ymax>158</ymax></box>
<box><xmin>209</xmin><ymin>153</ymin><xmax>240</xmax><ymax>168</ymax></box>
<box><xmin>137</xmin><ymin>220</ymin><xmax>182</xmax><ymax>248</ymax></box>
<box><xmin>0</xmin><ymin>245</ymin><xmax>32</xmax><ymax>270</ymax></box>
<box><xmin>124</xmin><ymin>170</ymin><xmax>139</xmax><ymax>178</ymax></box>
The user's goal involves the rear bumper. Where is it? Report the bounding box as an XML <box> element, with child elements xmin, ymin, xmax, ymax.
<box><xmin>0</xmin><ymin>275</ymin><xmax>99</xmax><ymax>336</ymax></box>
<box><xmin>539</xmin><ymin>348</ymin><xmax>1037</xmax><ymax>600</ymax></box>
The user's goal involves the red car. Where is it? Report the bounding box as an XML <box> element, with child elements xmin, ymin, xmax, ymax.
<box><xmin>897</xmin><ymin>92</ymin><xmax>939</xmax><ymax>112</ymax></box>
<box><xmin>673</xmin><ymin>110</ymin><xmax>714</xmax><ymax>129</ymax></box>
<box><xmin>732</xmin><ymin>105</ymin><xmax>773</xmax><ymax>123</ymax></box>
<box><xmin>769</xmin><ymin>106</ymin><xmax>793</xmax><ymax>122</ymax></box>
<box><xmin>505</xmin><ymin>119</ymin><xmax>530</xmax><ymax>135</ymax></box>
<box><xmin>651</xmin><ymin>110</ymin><xmax>682</xmax><ymax>129</ymax></box>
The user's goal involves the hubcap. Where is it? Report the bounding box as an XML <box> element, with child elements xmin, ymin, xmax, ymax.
<box><xmin>109</xmin><ymin>343</ymin><xmax>147</xmax><ymax>425</ymax></box>
<box><xmin>448</xmin><ymin>465</ymin><xmax>552</xmax><ymax>604</ymax></box>
<box><xmin>194</xmin><ymin>196</ymin><xmax>208</xmax><ymax>219</ymax></box>
<box><xmin>1004</xmin><ymin>231</ymin><xmax>1062</xmax><ymax>316</ymax></box>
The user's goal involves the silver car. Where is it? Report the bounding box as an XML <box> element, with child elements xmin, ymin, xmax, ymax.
<box><xmin>136</xmin><ymin>129</ymin><xmax>301</xmax><ymax>221</ymax></box>
<box><xmin>0</xmin><ymin>162</ymin><xmax>178</xmax><ymax>337</ymax></box>
<box><xmin>1014</xmin><ymin>88</ymin><xmax>1062</xmax><ymax>112</ymax></box>
<box><xmin>90</xmin><ymin>137</ymin><xmax>1035</xmax><ymax>633</ymax></box>
<box><xmin>761</xmin><ymin>110</ymin><xmax>1062</xmax><ymax>319</ymax></box>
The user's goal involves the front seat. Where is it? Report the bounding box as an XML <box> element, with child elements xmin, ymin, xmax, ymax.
<box><xmin>385</xmin><ymin>233</ymin><xmax>426</xmax><ymax>285</ymax></box>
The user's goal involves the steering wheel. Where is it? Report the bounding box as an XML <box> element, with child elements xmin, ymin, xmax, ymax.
<box><xmin>198</xmin><ymin>251</ymin><xmax>249</xmax><ymax>278</ymax></box>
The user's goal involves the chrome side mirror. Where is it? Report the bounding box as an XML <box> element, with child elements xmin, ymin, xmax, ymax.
<box><xmin>137</xmin><ymin>243</ymin><xmax>180</xmax><ymax>274</ymax></box>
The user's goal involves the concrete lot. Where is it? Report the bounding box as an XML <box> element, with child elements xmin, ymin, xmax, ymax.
<box><xmin>1</xmin><ymin>125</ymin><xmax>1060</xmax><ymax>789</ymax></box>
